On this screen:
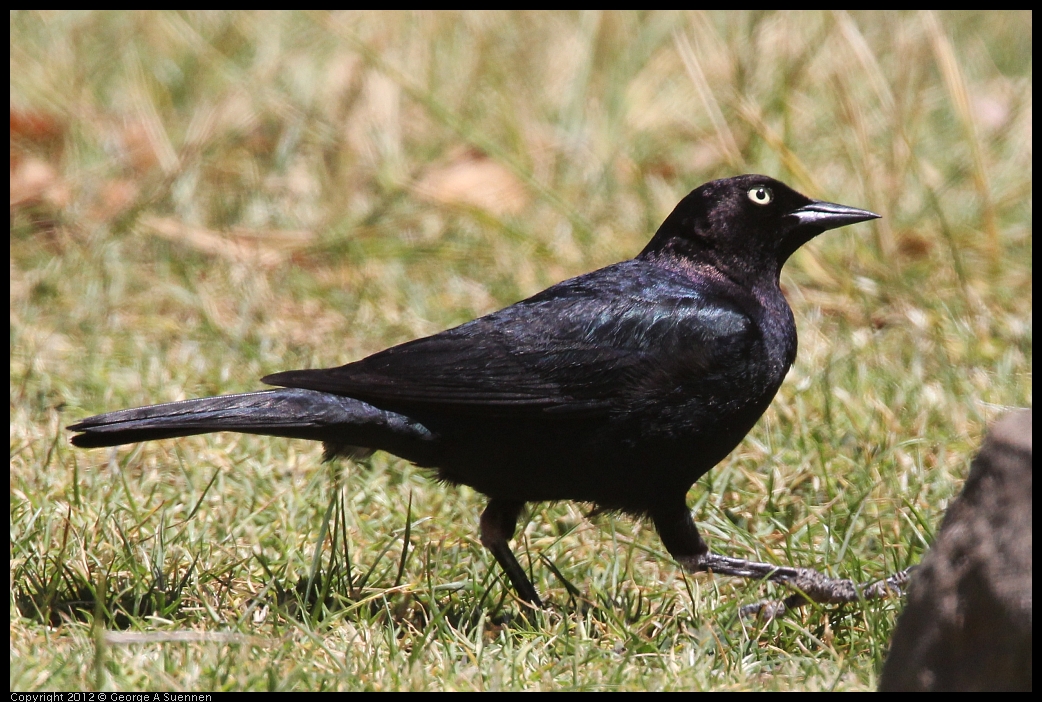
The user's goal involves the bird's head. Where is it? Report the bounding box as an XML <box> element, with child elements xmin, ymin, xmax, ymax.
<box><xmin>640</xmin><ymin>174</ymin><xmax>880</xmax><ymax>283</ymax></box>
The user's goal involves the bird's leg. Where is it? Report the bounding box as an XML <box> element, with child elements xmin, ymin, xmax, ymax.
<box><xmin>692</xmin><ymin>554</ymin><xmax>912</xmax><ymax>619</ymax></box>
<box><xmin>652</xmin><ymin>504</ymin><xmax>909</xmax><ymax>619</ymax></box>
<box><xmin>480</xmin><ymin>499</ymin><xmax>544</xmax><ymax>607</ymax></box>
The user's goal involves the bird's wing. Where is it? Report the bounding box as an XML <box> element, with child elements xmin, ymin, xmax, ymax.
<box><xmin>263</xmin><ymin>262</ymin><xmax>755</xmax><ymax>416</ymax></box>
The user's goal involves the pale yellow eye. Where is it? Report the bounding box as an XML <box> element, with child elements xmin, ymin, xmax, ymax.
<box><xmin>748</xmin><ymin>186</ymin><xmax>773</xmax><ymax>205</ymax></box>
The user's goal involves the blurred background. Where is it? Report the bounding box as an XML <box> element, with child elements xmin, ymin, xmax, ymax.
<box><xmin>10</xmin><ymin>11</ymin><xmax>1032</xmax><ymax>691</ymax></box>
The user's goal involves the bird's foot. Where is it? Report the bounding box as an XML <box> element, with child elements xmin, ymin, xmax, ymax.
<box><xmin>679</xmin><ymin>552</ymin><xmax>911</xmax><ymax>620</ymax></box>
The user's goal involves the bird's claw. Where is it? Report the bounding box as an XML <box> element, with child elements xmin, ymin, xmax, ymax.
<box><xmin>682</xmin><ymin>552</ymin><xmax>912</xmax><ymax>620</ymax></box>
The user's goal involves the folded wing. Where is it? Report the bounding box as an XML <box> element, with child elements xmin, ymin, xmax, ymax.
<box><xmin>264</xmin><ymin>262</ymin><xmax>755</xmax><ymax>417</ymax></box>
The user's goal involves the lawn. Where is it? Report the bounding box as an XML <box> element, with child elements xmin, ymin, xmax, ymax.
<box><xmin>10</xmin><ymin>10</ymin><xmax>1032</xmax><ymax>691</ymax></box>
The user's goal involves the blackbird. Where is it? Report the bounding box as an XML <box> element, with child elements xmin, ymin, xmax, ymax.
<box><xmin>71</xmin><ymin>175</ymin><xmax>898</xmax><ymax>611</ymax></box>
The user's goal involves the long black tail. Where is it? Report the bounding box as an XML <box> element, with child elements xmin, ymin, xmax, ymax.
<box><xmin>68</xmin><ymin>388</ymin><xmax>436</xmax><ymax>460</ymax></box>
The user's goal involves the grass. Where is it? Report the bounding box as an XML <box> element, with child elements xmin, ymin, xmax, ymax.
<box><xmin>10</xmin><ymin>10</ymin><xmax>1031</xmax><ymax>691</ymax></box>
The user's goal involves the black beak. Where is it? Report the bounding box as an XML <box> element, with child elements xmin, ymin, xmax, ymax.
<box><xmin>790</xmin><ymin>200</ymin><xmax>881</xmax><ymax>232</ymax></box>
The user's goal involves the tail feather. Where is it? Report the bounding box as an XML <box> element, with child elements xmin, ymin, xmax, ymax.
<box><xmin>68</xmin><ymin>388</ymin><xmax>436</xmax><ymax>458</ymax></box>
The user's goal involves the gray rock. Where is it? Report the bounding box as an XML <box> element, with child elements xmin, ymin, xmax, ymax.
<box><xmin>880</xmin><ymin>409</ymin><xmax>1032</xmax><ymax>691</ymax></box>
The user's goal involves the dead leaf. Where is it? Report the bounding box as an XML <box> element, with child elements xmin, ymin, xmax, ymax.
<box><xmin>139</xmin><ymin>215</ymin><xmax>315</xmax><ymax>268</ymax></box>
<box><xmin>10</xmin><ymin>157</ymin><xmax>69</xmax><ymax>209</ymax></box>
<box><xmin>414</xmin><ymin>147</ymin><xmax>528</xmax><ymax>216</ymax></box>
